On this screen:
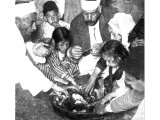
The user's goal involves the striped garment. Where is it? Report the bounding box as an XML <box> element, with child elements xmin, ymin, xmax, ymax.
<box><xmin>110</xmin><ymin>89</ymin><xmax>144</xmax><ymax>113</ymax></box>
<box><xmin>37</xmin><ymin>50</ymin><xmax>79</xmax><ymax>82</ymax></box>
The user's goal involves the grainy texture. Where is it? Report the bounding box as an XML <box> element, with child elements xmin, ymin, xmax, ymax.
<box><xmin>16</xmin><ymin>82</ymin><xmax>137</xmax><ymax>120</ymax></box>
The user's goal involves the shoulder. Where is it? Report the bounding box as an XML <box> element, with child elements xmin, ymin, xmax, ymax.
<box><xmin>102</xmin><ymin>5</ymin><xmax>118</xmax><ymax>21</ymax></box>
<box><xmin>70</xmin><ymin>13</ymin><xmax>84</xmax><ymax>26</ymax></box>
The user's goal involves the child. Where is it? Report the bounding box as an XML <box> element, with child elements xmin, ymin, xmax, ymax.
<box><xmin>95</xmin><ymin>43</ymin><xmax>144</xmax><ymax>114</ymax></box>
<box><xmin>36</xmin><ymin>27</ymin><xmax>79</xmax><ymax>86</ymax></box>
<box><xmin>84</xmin><ymin>40</ymin><xmax>129</xmax><ymax>99</ymax></box>
<box><xmin>41</xmin><ymin>1</ymin><xmax>70</xmax><ymax>39</ymax></box>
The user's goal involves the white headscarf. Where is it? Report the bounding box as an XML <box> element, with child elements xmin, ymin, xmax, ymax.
<box><xmin>108</xmin><ymin>12</ymin><xmax>135</xmax><ymax>48</ymax></box>
<box><xmin>14</xmin><ymin>1</ymin><xmax>52</xmax><ymax>96</ymax></box>
<box><xmin>15</xmin><ymin>1</ymin><xmax>36</xmax><ymax>18</ymax></box>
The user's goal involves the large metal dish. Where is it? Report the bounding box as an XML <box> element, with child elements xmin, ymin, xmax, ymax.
<box><xmin>49</xmin><ymin>95</ymin><xmax>115</xmax><ymax>120</ymax></box>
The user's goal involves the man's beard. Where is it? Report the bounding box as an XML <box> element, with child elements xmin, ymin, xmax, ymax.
<box><xmin>84</xmin><ymin>15</ymin><xmax>100</xmax><ymax>26</ymax></box>
<box><xmin>85</xmin><ymin>20</ymin><xmax>98</xmax><ymax>26</ymax></box>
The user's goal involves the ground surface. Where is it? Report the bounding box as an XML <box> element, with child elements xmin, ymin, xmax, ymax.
<box><xmin>16</xmin><ymin>83</ymin><xmax>137</xmax><ymax>120</ymax></box>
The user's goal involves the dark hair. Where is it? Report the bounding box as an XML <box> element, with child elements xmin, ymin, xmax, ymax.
<box><xmin>128</xmin><ymin>17</ymin><xmax>144</xmax><ymax>43</ymax></box>
<box><xmin>100</xmin><ymin>40</ymin><xmax>129</xmax><ymax>61</ymax></box>
<box><xmin>124</xmin><ymin>46</ymin><xmax>144</xmax><ymax>80</ymax></box>
<box><xmin>43</xmin><ymin>1</ymin><xmax>59</xmax><ymax>16</ymax></box>
<box><xmin>52</xmin><ymin>27</ymin><xmax>71</xmax><ymax>50</ymax></box>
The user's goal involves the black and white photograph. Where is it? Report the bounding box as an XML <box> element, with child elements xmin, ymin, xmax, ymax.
<box><xmin>14</xmin><ymin>0</ymin><xmax>145</xmax><ymax>120</ymax></box>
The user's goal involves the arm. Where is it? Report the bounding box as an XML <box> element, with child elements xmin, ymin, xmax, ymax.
<box><xmin>84</xmin><ymin>66</ymin><xmax>101</xmax><ymax>95</ymax></box>
<box><xmin>25</xmin><ymin>42</ymin><xmax>46</xmax><ymax>63</ymax></box>
<box><xmin>84</xmin><ymin>57</ymin><xmax>107</xmax><ymax>94</ymax></box>
<box><xmin>95</xmin><ymin>90</ymin><xmax>144</xmax><ymax>114</ymax></box>
<box><xmin>109</xmin><ymin>89</ymin><xmax>144</xmax><ymax>113</ymax></box>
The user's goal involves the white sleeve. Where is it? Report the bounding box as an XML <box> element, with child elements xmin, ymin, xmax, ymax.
<box><xmin>25</xmin><ymin>42</ymin><xmax>46</xmax><ymax>64</ymax></box>
<box><xmin>14</xmin><ymin>26</ymin><xmax>52</xmax><ymax>96</ymax></box>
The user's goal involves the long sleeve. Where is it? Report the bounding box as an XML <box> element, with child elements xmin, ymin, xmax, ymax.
<box><xmin>110</xmin><ymin>89</ymin><xmax>144</xmax><ymax>113</ymax></box>
<box><xmin>37</xmin><ymin>63</ymin><xmax>55</xmax><ymax>81</ymax></box>
<box><xmin>47</xmin><ymin>52</ymin><xmax>78</xmax><ymax>79</ymax></box>
<box><xmin>14</xmin><ymin>26</ymin><xmax>53</xmax><ymax>96</ymax></box>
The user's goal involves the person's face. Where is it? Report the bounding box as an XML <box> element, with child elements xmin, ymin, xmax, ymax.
<box><xmin>125</xmin><ymin>72</ymin><xmax>144</xmax><ymax>92</ymax></box>
<box><xmin>82</xmin><ymin>6</ymin><xmax>102</xmax><ymax>26</ymax></box>
<box><xmin>24</xmin><ymin>20</ymin><xmax>36</xmax><ymax>36</ymax></box>
<box><xmin>57</xmin><ymin>41</ymin><xmax>70</xmax><ymax>53</ymax></box>
<box><xmin>102</xmin><ymin>53</ymin><xmax>120</xmax><ymax>68</ymax></box>
<box><xmin>20</xmin><ymin>14</ymin><xmax>37</xmax><ymax>36</ymax></box>
<box><xmin>45</xmin><ymin>10</ymin><xmax>59</xmax><ymax>26</ymax></box>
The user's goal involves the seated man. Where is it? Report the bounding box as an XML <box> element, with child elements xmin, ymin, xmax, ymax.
<box><xmin>15</xmin><ymin>1</ymin><xmax>70</xmax><ymax>96</ymax></box>
<box><xmin>15</xmin><ymin>1</ymin><xmax>54</xmax><ymax>97</ymax></box>
<box><xmin>68</xmin><ymin>0</ymin><xmax>118</xmax><ymax>76</ymax></box>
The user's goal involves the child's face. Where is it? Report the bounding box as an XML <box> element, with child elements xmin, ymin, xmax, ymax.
<box><xmin>57</xmin><ymin>41</ymin><xmax>69</xmax><ymax>53</ymax></box>
<box><xmin>125</xmin><ymin>72</ymin><xmax>144</xmax><ymax>92</ymax></box>
<box><xmin>45</xmin><ymin>10</ymin><xmax>59</xmax><ymax>26</ymax></box>
<box><xmin>102</xmin><ymin>53</ymin><xmax>120</xmax><ymax>68</ymax></box>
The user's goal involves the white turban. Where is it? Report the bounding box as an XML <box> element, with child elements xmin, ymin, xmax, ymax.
<box><xmin>81</xmin><ymin>0</ymin><xmax>101</xmax><ymax>11</ymax></box>
<box><xmin>15</xmin><ymin>1</ymin><xmax>36</xmax><ymax>18</ymax></box>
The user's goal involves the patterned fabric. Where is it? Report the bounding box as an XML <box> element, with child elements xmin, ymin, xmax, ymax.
<box><xmin>37</xmin><ymin>50</ymin><xmax>79</xmax><ymax>82</ymax></box>
<box><xmin>110</xmin><ymin>89</ymin><xmax>144</xmax><ymax>113</ymax></box>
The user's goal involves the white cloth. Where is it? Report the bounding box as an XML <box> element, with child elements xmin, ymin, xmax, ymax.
<box><xmin>89</xmin><ymin>20</ymin><xmax>103</xmax><ymax>47</ymax></box>
<box><xmin>14</xmin><ymin>25</ymin><xmax>52</xmax><ymax>96</ymax></box>
<box><xmin>25</xmin><ymin>42</ymin><xmax>46</xmax><ymax>64</ymax></box>
<box><xmin>108</xmin><ymin>12</ymin><xmax>135</xmax><ymax>48</ymax></box>
<box><xmin>81</xmin><ymin>0</ymin><xmax>101</xmax><ymax>11</ymax></box>
<box><xmin>79</xmin><ymin>54</ymin><xmax>100</xmax><ymax>75</ymax></box>
<box><xmin>42</xmin><ymin>20</ymin><xmax>70</xmax><ymax>38</ymax></box>
<box><xmin>15</xmin><ymin>1</ymin><xmax>36</xmax><ymax>17</ymax></box>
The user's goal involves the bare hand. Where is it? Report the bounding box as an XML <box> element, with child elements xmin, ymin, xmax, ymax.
<box><xmin>90</xmin><ymin>43</ymin><xmax>103</xmax><ymax>56</ymax></box>
<box><xmin>83</xmin><ymin>80</ymin><xmax>95</xmax><ymax>95</ymax></box>
<box><xmin>94</xmin><ymin>103</ymin><xmax>108</xmax><ymax>115</ymax></box>
<box><xmin>33</xmin><ymin>42</ymin><xmax>51</xmax><ymax>57</ymax></box>
<box><xmin>69</xmin><ymin>46</ymin><xmax>82</xmax><ymax>59</ymax></box>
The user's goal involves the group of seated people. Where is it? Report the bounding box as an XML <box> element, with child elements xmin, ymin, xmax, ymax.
<box><xmin>15</xmin><ymin>0</ymin><xmax>144</xmax><ymax>118</ymax></box>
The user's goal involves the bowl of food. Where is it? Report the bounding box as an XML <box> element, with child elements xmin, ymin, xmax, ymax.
<box><xmin>49</xmin><ymin>88</ymin><xmax>111</xmax><ymax>120</ymax></box>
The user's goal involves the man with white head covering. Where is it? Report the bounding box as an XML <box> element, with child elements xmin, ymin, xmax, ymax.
<box><xmin>15</xmin><ymin>1</ymin><xmax>67</xmax><ymax>97</ymax></box>
<box><xmin>68</xmin><ymin>0</ymin><xmax>118</xmax><ymax>76</ymax></box>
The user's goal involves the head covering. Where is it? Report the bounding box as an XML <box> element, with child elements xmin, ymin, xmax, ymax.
<box><xmin>81</xmin><ymin>0</ymin><xmax>101</xmax><ymax>11</ymax></box>
<box><xmin>15</xmin><ymin>1</ymin><xmax>36</xmax><ymax>18</ymax></box>
<box><xmin>108</xmin><ymin>12</ymin><xmax>135</xmax><ymax>47</ymax></box>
